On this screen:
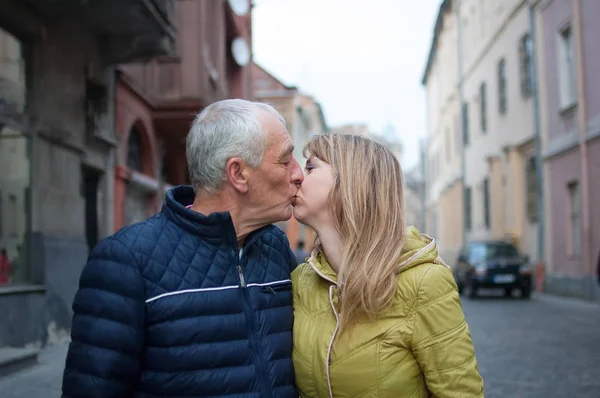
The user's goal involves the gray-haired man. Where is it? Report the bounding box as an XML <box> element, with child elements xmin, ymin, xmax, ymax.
<box><xmin>62</xmin><ymin>99</ymin><xmax>303</xmax><ymax>398</ymax></box>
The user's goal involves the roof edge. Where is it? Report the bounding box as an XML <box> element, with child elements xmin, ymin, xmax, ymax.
<box><xmin>421</xmin><ymin>0</ymin><xmax>452</xmax><ymax>86</ymax></box>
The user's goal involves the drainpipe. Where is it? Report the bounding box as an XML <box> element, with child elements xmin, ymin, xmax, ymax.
<box><xmin>572</xmin><ymin>0</ymin><xmax>592</xmax><ymax>279</ymax></box>
<box><xmin>105</xmin><ymin>65</ymin><xmax>116</xmax><ymax>237</ymax></box>
<box><xmin>528</xmin><ymin>2</ymin><xmax>545</xmax><ymax>287</ymax></box>
<box><xmin>456</xmin><ymin>0</ymin><xmax>467</xmax><ymax>246</ymax></box>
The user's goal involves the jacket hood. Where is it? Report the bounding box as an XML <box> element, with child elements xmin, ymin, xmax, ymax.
<box><xmin>307</xmin><ymin>226</ymin><xmax>446</xmax><ymax>284</ymax></box>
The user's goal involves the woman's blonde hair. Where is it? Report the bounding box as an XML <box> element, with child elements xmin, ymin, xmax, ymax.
<box><xmin>304</xmin><ymin>132</ymin><xmax>406</xmax><ymax>330</ymax></box>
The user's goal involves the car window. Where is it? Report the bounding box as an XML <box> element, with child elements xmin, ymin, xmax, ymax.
<box><xmin>468</xmin><ymin>242</ymin><xmax>519</xmax><ymax>262</ymax></box>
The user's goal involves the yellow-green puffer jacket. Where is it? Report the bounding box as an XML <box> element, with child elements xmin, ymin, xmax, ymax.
<box><xmin>291</xmin><ymin>226</ymin><xmax>484</xmax><ymax>398</ymax></box>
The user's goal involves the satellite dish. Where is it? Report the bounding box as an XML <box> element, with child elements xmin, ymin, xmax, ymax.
<box><xmin>228</xmin><ymin>0</ymin><xmax>249</xmax><ymax>16</ymax></box>
<box><xmin>231</xmin><ymin>37</ymin><xmax>250</xmax><ymax>66</ymax></box>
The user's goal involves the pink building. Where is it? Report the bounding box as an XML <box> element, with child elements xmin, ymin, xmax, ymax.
<box><xmin>113</xmin><ymin>0</ymin><xmax>253</xmax><ymax>231</ymax></box>
<box><xmin>537</xmin><ymin>0</ymin><xmax>600</xmax><ymax>301</ymax></box>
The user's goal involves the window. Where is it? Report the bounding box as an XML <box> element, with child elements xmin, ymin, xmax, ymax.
<box><xmin>445</xmin><ymin>128</ymin><xmax>451</xmax><ymax>162</ymax></box>
<box><xmin>498</xmin><ymin>58</ymin><xmax>507</xmax><ymax>114</ymax></box>
<box><xmin>480</xmin><ymin>82</ymin><xmax>487</xmax><ymax>133</ymax></box>
<box><xmin>454</xmin><ymin>114</ymin><xmax>461</xmax><ymax>154</ymax></box>
<box><xmin>465</xmin><ymin>186</ymin><xmax>472</xmax><ymax>231</ymax></box>
<box><xmin>525</xmin><ymin>157</ymin><xmax>538</xmax><ymax>222</ymax></box>
<box><xmin>567</xmin><ymin>181</ymin><xmax>581</xmax><ymax>256</ymax></box>
<box><xmin>468</xmin><ymin>242</ymin><xmax>520</xmax><ymax>263</ymax></box>
<box><xmin>161</xmin><ymin>152</ymin><xmax>171</xmax><ymax>184</ymax></box>
<box><xmin>127</xmin><ymin>127</ymin><xmax>143</xmax><ymax>172</ymax></box>
<box><xmin>0</xmin><ymin>28</ymin><xmax>26</xmax><ymax>115</ymax></box>
<box><xmin>0</xmin><ymin>27</ymin><xmax>30</xmax><ymax>285</ymax></box>
<box><xmin>8</xmin><ymin>194</ymin><xmax>17</xmax><ymax>238</ymax></box>
<box><xmin>558</xmin><ymin>25</ymin><xmax>577</xmax><ymax>109</ymax></box>
<box><xmin>519</xmin><ymin>33</ymin><xmax>533</xmax><ymax>97</ymax></box>
<box><xmin>428</xmin><ymin>157</ymin><xmax>433</xmax><ymax>183</ymax></box>
<box><xmin>483</xmin><ymin>178</ymin><xmax>490</xmax><ymax>229</ymax></box>
<box><xmin>462</xmin><ymin>102</ymin><xmax>470</xmax><ymax>146</ymax></box>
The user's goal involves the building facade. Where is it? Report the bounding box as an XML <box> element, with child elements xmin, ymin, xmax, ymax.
<box><xmin>536</xmin><ymin>0</ymin><xmax>600</xmax><ymax>301</ymax></box>
<box><xmin>403</xmin><ymin>166</ymin><xmax>425</xmax><ymax>231</ymax></box>
<box><xmin>422</xmin><ymin>0</ymin><xmax>464</xmax><ymax>263</ymax></box>
<box><xmin>333</xmin><ymin>123</ymin><xmax>371</xmax><ymax>137</ymax></box>
<box><xmin>423</xmin><ymin>0</ymin><xmax>541</xmax><ymax>264</ymax></box>
<box><xmin>252</xmin><ymin>62</ymin><xmax>328</xmax><ymax>251</ymax></box>
<box><xmin>114</xmin><ymin>0</ymin><xmax>253</xmax><ymax>231</ymax></box>
<box><xmin>460</xmin><ymin>0</ymin><xmax>539</xmax><ymax>257</ymax></box>
<box><xmin>0</xmin><ymin>0</ymin><xmax>175</xmax><ymax>348</ymax></box>
<box><xmin>423</xmin><ymin>0</ymin><xmax>600</xmax><ymax>301</ymax></box>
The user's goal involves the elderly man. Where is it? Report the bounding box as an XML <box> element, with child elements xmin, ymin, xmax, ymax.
<box><xmin>62</xmin><ymin>99</ymin><xmax>304</xmax><ymax>398</ymax></box>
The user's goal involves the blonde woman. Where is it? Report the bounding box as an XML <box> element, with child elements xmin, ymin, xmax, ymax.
<box><xmin>291</xmin><ymin>133</ymin><xmax>484</xmax><ymax>398</ymax></box>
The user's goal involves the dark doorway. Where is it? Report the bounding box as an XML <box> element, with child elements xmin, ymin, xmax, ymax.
<box><xmin>82</xmin><ymin>166</ymin><xmax>102</xmax><ymax>252</ymax></box>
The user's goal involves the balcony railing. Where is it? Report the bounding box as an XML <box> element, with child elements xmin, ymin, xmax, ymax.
<box><xmin>21</xmin><ymin>0</ymin><xmax>176</xmax><ymax>63</ymax></box>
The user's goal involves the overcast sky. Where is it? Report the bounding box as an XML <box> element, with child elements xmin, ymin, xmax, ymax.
<box><xmin>252</xmin><ymin>0</ymin><xmax>441</xmax><ymax>169</ymax></box>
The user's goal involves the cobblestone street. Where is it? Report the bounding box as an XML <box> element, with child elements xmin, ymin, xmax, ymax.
<box><xmin>0</xmin><ymin>293</ymin><xmax>599</xmax><ymax>397</ymax></box>
<box><xmin>462</xmin><ymin>292</ymin><xmax>600</xmax><ymax>398</ymax></box>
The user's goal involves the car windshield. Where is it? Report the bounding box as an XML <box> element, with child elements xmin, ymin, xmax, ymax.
<box><xmin>468</xmin><ymin>242</ymin><xmax>520</xmax><ymax>263</ymax></box>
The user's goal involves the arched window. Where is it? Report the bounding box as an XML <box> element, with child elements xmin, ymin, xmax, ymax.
<box><xmin>161</xmin><ymin>152</ymin><xmax>169</xmax><ymax>183</ymax></box>
<box><xmin>127</xmin><ymin>126</ymin><xmax>143</xmax><ymax>172</ymax></box>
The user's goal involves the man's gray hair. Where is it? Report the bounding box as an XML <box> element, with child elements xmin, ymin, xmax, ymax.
<box><xmin>186</xmin><ymin>99</ymin><xmax>286</xmax><ymax>194</ymax></box>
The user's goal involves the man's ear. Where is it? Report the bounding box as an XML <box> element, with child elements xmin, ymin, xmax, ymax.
<box><xmin>225</xmin><ymin>157</ymin><xmax>250</xmax><ymax>193</ymax></box>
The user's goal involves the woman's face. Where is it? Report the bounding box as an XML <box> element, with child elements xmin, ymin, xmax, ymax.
<box><xmin>292</xmin><ymin>156</ymin><xmax>335</xmax><ymax>229</ymax></box>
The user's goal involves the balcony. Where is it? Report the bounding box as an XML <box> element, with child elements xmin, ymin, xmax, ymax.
<box><xmin>21</xmin><ymin>0</ymin><xmax>176</xmax><ymax>63</ymax></box>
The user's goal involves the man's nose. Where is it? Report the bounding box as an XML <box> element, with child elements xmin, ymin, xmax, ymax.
<box><xmin>291</xmin><ymin>158</ymin><xmax>304</xmax><ymax>187</ymax></box>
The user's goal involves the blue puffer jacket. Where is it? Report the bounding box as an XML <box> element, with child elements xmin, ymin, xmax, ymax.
<box><xmin>62</xmin><ymin>186</ymin><xmax>298</xmax><ymax>398</ymax></box>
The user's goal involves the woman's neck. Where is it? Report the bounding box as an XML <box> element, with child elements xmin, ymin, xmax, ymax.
<box><xmin>315</xmin><ymin>224</ymin><xmax>344</xmax><ymax>275</ymax></box>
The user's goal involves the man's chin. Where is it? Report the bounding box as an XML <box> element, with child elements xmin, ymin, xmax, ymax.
<box><xmin>270</xmin><ymin>206</ymin><xmax>293</xmax><ymax>224</ymax></box>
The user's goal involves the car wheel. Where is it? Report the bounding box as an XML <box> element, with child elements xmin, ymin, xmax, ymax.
<box><xmin>457</xmin><ymin>282</ymin><xmax>464</xmax><ymax>295</ymax></box>
<box><xmin>504</xmin><ymin>288</ymin><xmax>513</xmax><ymax>298</ymax></box>
<box><xmin>520</xmin><ymin>286</ymin><xmax>531</xmax><ymax>299</ymax></box>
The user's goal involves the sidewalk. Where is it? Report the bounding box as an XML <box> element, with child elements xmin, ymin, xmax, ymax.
<box><xmin>0</xmin><ymin>343</ymin><xmax>68</xmax><ymax>398</ymax></box>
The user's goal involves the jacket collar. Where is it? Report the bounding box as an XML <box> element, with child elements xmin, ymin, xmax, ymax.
<box><xmin>306</xmin><ymin>226</ymin><xmax>443</xmax><ymax>285</ymax></box>
<box><xmin>161</xmin><ymin>185</ymin><xmax>274</xmax><ymax>248</ymax></box>
<box><xmin>307</xmin><ymin>250</ymin><xmax>339</xmax><ymax>285</ymax></box>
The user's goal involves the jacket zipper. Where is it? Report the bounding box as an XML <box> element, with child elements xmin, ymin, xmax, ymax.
<box><xmin>237</xmin><ymin>253</ymin><xmax>272</xmax><ymax>398</ymax></box>
<box><xmin>308</xmin><ymin>256</ymin><xmax>339</xmax><ymax>398</ymax></box>
<box><xmin>325</xmin><ymin>285</ymin><xmax>340</xmax><ymax>398</ymax></box>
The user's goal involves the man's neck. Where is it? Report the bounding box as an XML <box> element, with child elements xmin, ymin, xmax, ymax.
<box><xmin>190</xmin><ymin>189</ymin><xmax>263</xmax><ymax>247</ymax></box>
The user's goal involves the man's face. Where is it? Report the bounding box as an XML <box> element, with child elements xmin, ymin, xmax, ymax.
<box><xmin>246</xmin><ymin>111</ymin><xmax>304</xmax><ymax>224</ymax></box>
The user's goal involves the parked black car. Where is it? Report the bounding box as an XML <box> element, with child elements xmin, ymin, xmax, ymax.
<box><xmin>453</xmin><ymin>240</ymin><xmax>532</xmax><ymax>299</ymax></box>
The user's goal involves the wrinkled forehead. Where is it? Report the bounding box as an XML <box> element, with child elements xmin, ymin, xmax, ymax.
<box><xmin>258</xmin><ymin>110</ymin><xmax>292</xmax><ymax>152</ymax></box>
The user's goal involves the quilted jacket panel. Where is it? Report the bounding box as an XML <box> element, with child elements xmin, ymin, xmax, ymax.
<box><xmin>63</xmin><ymin>186</ymin><xmax>298</xmax><ymax>398</ymax></box>
<box><xmin>292</xmin><ymin>226</ymin><xmax>484</xmax><ymax>398</ymax></box>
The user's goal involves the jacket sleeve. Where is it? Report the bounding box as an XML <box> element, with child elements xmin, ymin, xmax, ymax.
<box><xmin>62</xmin><ymin>236</ymin><xmax>146</xmax><ymax>398</ymax></box>
<box><xmin>411</xmin><ymin>264</ymin><xmax>485</xmax><ymax>398</ymax></box>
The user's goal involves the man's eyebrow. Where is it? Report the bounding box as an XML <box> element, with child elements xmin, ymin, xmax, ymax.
<box><xmin>279</xmin><ymin>143</ymin><xmax>295</xmax><ymax>158</ymax></box>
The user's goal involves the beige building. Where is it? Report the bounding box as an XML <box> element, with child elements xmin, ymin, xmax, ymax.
<box><xmin>423</xmin><ymin>0</ymin><xmax>539</xmax><ymax>264</ymax></box>
<box><xmin>461</xmin><ymin>0</ymin><xmax>538</xmax><ymax>258</ymax></box>
<box><xmin>422</xmin><ymin>0</ymin><xmax>464</xmax><ymax>263</ymax></box>
<box><xmin>333</xmin><ymin>123</ymin><xmax>370</xmax><ymax>137</ymax></box>
<box><xmin>404</xmin><ymin>165</ymin><xmax>425</xmax><ymax>231</ymax></box>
